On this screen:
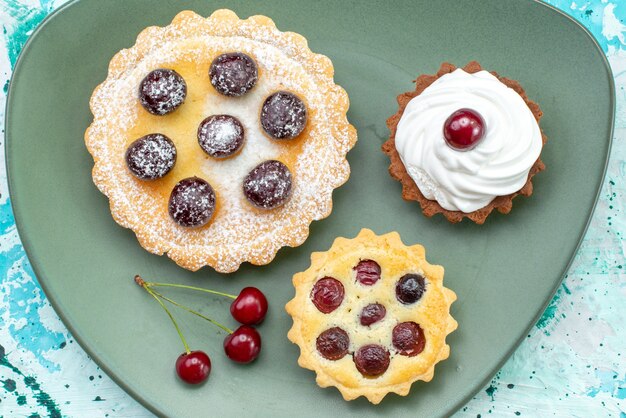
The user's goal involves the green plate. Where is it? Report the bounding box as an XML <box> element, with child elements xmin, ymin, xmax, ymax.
<box><xmin>5</xmin><ymin>0</ymin><xmax>614</xmax><ymax>416</ymax></box>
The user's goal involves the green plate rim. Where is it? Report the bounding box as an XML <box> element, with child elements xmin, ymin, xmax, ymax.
<box><xmin>4</xmin><ymin>0</ymin><xmax>616</xmax><ymax>416</ymax></box>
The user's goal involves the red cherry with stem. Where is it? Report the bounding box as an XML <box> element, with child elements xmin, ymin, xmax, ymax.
<box><xmin>136</xmin><ymin>281</ymin><xmax>269</xmax><ymax>325</ymax></box>
<box><xmin>443</xmin><ymin>108</ymin><xmax>485</xmax><ymax>151</ymax></box>
<box><xmin>134</xmin><ymin>276</ymin><xmax>213</xmax><ymax>384</ymax></box>
<box><xmin>175</xmin><ymin>351</ymin><xmax>211</xmax><ymax>384</ymax></box>
<box><xmin>224</xmin><ymin>325</ymin><xmax>262</xmax><ymax>363</ymax></box>
<box><xmin>230</xmin><ymin>287</ymin><xmax>268</xmax><ymax>325</ymax></box>
<box><xmin>134</xmin><ymin>277</ymin><xmax>267</xmax><ymax>366</ymax></box>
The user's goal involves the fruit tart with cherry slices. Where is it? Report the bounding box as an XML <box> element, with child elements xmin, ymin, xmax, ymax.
<box><xmin>85</xmin><ymin>9</ymin><xmax>357</xmax><ymax>272</ymax></box>
<box><xmin>286</xmin><ymin>229</ymin><xmax>457</xmax><ymax>404</ymax></box>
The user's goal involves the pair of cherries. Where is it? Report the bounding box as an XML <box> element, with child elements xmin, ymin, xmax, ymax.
<box><xmin>135</xmin><ymin>276</ymin><xmax>268</xmax><ymax>385</ymax></box>
<box><xmin>177</xmin><ymin>286</ymin><xmax>267</xmax><ymax>384</ymax></box>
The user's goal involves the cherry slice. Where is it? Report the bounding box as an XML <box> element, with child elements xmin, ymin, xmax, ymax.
<box><xmin>354</xmin><ymin>259</ymin><xmax>381</xmax><ymax>285</ymax></box>
<box><xmin>354</xmin><ymin>344</ymin><xmax>390</xmax><ymax>377</ymax></box>
<box><xmin>359</xmin><ymin>303</ymin><xmax>386</xmax><ymax>326</ymax></box>
<box><xmin>392</xmin><ymin>322</ymin><xmax>426</xmax><ymax>357</ymax></box>
<box><xmin>395</xmin><ymin>274</ymin><xmax>426</xmax><ymax>305</ymax></box>
<box><xmin>316</xmin><ymin>327</ymin><xmax>350</xmax><ymax>360</ymax></box>
<box><xmin>310</xmin><ymin>277</ymin><xmax>344</xmax><ymax>314</ymax></box>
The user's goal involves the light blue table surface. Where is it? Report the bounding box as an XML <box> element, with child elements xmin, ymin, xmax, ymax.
<box><xmin>0</xmin><ymin>0</ymin><xmax>624</xmax><ymax>417</ymax></box>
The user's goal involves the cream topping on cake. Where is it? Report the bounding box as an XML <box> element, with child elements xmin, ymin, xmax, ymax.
<box><xmin>394</xmin><ymin>69</ymin><xmax>542</xmax><ymax>213</ymax></box>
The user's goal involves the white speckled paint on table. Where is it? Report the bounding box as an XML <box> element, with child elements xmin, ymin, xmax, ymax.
<box><xmin>0</xmin><ymin>0</ymin><xmax>624</xmax><ymax>416</ymax></box>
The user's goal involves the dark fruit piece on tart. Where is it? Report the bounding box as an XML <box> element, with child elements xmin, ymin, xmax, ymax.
<box><xmin>443</xmin><ymin>108</ymin><xmax>485</xmax><ymax>151</ymax></box>
<box><xmin>168</xmin><ymin>177</ymin><xmax>216</xmax><ymax>227</ymax></box>
<box><xmin>316</xmin><ymin>327</ymin><xmax>350</xmax><ymax>360</ymax></box>
<box><xmin>139</xmin><ymin>69</ymin><xmax>187</xmax><ymax>115</ymax></box>
<box><xmin>392</xmin><ymin>322</ymin><xmax>426</xmax><ymax>357</ymax></box>
<box><xmin>354</xmin><ymin>260</ymin><xmax>381</xmax><ymax>286</ymax></box>
<box><xmin>209</xmin><ymin>52</ymin><xmax>258</xmax><ymax>97</ymax></box>
<box><xmin>197</xmin><ymin>114</ymin><xmax>245</xmax><ymax>158</ymax></box>
<box><xmin>310</xmin><ymin>277</ymin><xmax>345</xmax><ymax>314</ymax></box>
<box><xmin>125</xmin><ymin>133</ymin><xmax>177</xmax><ymax>180</ymax></box>
<box><xmin>243</xmin><ymin>160</ymin><xmax>293</xmax><ymax>209</ymax></box>
<box><xmin>261</xmin><ymin>91</ymin><xmax>307</xmax><ymax>139</ymax></box>
<box><xmin>359</xmin><ymin>303</ymin><xmax>386</xmax><ymax>326</ymax></box>
<box><xmin>395</xmin><ymin>274</ymin><xmax>426</xmax><ymax>305</ymax></box>
<box><xmin>354</xmin><ymin>344</ymin><xmax>390</xmax><ymax>377</ymax></box>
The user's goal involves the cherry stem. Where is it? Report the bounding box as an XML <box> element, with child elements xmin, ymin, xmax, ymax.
<box><xmin>134</xmin><ymin>275</ymin><xmax>190</xmax><ymax>354</ymax></box>
<box><xmin>149</xmin><ymin>288</ymin><xmax>233</xmax><ymax>335</ymax></box>
<box><xmin>145</xmin><ymin>282</ymin><xmax>237</xmax><ymax>300</ymax></box>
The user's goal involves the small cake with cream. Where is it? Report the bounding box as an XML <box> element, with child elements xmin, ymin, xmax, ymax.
<box><xmin>383</xmin><ymin>61</ymin><xmax>546</xmax><ymax>224</ymax></box>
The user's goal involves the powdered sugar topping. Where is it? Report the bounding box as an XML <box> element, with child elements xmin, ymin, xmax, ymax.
<box><xmin>169</xmin><ymin>177</ymin><xmax>216</xmax><ymax>227</ymax></box>
<box><xmin>243</xmin><ymin>160</ymin><xmax>293</xmax><ymax>209</ymax></box>
<box><xmin>260</xmin><ymin>91</ymin><xmax>307</xmax><ymax>139</ymax></box>
<box><xmin>197</xmin><ymin>115</ymin><xmax>244</xmax><ymax>158</ymax></box>
<box><xmin>139</xmin><ymin>68</ymin><xmax>187</xmax><ymax>115</ymax></box>
<box><xmin>209</xmin><ymin>52</ymin><xmax>258</xmax><ymax>97</ymax></box>
<box><xmin>125</xmin><ymin>133</ymin><xmax>177</xmax><ymax>180</ymax></box>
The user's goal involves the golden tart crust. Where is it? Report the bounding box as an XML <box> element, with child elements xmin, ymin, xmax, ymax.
<box><xmin>286</xmin><ymin>229</ymin><xmax>457</xmax><ymax>404</ymax></box>
<box><xmin>85</xmin><ymin>10</ymin><xmax>357</xmax><ymax>272</ymax></box>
